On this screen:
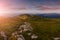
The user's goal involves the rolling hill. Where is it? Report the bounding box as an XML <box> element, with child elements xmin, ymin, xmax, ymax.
<box><xmin>0</xmin><ymin>14</ymin><xmax>60</xmax><ymax>40</ymax></box>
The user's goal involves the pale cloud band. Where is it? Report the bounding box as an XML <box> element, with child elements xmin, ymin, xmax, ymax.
<box><xmin>1</xmin><ymin>9</ymin><xmax>60</xmax><ymax>14</ymax></box>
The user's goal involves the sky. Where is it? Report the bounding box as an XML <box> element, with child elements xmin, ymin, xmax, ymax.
<box><xmin>0</xmin><ymin>0</ymin><xmax>60</xmax><ymax>16</ymax></box>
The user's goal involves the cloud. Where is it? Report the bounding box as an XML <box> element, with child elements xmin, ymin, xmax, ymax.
<box><xmin>0</xmin><ymin>0</ymin><xmax>60</xmax><ymax>17</ymax></box>
<box><xmin>2</xmin><ymin>9</ymin><xmax>60</xmax><ymax>14</ymax></box>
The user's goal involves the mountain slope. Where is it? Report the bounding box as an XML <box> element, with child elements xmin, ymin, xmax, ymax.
<box><xmin>0</xmin><ymin>14</ymin><xmax>60</xmax><ymax>40</ymax></box>
<box><xmin>35</xmin><ymin>13</ymin><xmax>60</xmax><ymax>18</ymax></box>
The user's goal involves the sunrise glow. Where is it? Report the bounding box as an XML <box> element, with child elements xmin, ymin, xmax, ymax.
<box><xmin>0</xmin><ymin>8</ymin><xmax>4</xmax><ymax>13</ymax></box>
<box><xmin>0</xmin><ymin>6</ymin><xmax>6</xmax><ymax>16</ymax></box>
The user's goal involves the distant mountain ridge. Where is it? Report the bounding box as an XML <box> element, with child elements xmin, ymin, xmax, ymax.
<box><xmin>0</xmin><ymin>13</ymin><xmax>60</xmax><ymax>18</ymax></box>
<box><xmin>16</xmin><ymin>13</ymin><xmax>60</xmax><ymax>18</ymax></box>
<box><xmin>34</xmin><ymin>13</ymin><xmax>60</xmax><ymax>18</ymax></box>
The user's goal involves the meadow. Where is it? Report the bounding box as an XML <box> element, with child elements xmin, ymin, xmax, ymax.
<box><xmin>0</xmin><ymin>14</ymin><xmax>60</xmax><ymax>40</ymax></box>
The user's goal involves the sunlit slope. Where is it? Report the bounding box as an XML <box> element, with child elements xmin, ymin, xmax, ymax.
<box><xmin>0</xmin><ymin>14</ymin><xmax>60</xmax><ymax>39</ymax></box>
<box><xmin>0</xmin><ymin>14</ymin><xmax>31</xmax><ymax>34</ymax></box>
<box><xmin>0</xmin><ymin>17</ymin><xmax>23</xmax><ymax>34</ymax></box>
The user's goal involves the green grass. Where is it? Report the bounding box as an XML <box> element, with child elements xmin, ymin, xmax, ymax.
<box><xmin>27</xmin><ymin>18</ymin><xmax>60</xmax><ymax>40</ymax></box>
<box><xmin>1</xmin><ymin>15</ymin><xmax>60</xmax><ymax>40</ymax></box>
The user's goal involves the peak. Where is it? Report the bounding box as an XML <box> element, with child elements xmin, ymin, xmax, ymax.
<box><xmin>16</xmin><ymin>14</ymin><xmax>32</xmax><ymax>20</ymax></box>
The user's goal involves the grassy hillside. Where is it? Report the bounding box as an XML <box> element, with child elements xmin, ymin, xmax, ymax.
<box><xmin>22</xmin><ymin>14</ymin><xmax>60</xmax><ymax>40</ymax></box>
<box><xmin>27</xmin><ymin>16</ymin><xmax>60</xmax><ymax>40</ymax></box>
<box><xmin>0</xmin><ymin>16</ymin><xmax>24</xmax><ymax>35</ymax></box>
<box><xmin>0</xmin><ymin>14</ymin><xmax>60</xmax><ymax>40</ymax></box>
